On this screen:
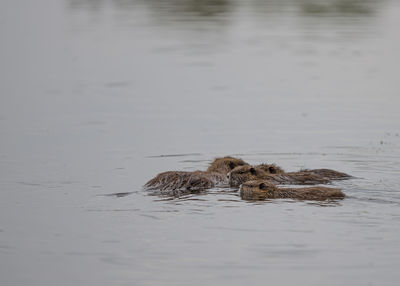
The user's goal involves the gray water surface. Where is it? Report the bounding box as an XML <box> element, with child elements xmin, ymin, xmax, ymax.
<box><xmin>1</xmin><ymin>0</ymin><xmax>400</xmax><ymax>285</ymax></box>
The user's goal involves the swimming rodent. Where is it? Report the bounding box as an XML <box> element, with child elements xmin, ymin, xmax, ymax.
<box><xmin>299</xmin><ymin>168</ymin><xmax>351</xmax><ymax>180</ymax></box>
<box><xmin>256</xmin><ymin>163</ymin><xmax>351</xmax><ymax>180</ymax></box>
<box><xmin>228</xmin><ymin>165</ymin><xmax>331</xmax><ymax>187</ymax></box>
<box><xmin>144</xmin><ymin>156</ymin><xmax>248</xmax><ymax>195</ymax></box>
<box><xmin>240</xmin><ymin>180</ymin><xmax>345</xmax><ymax>201</ymax></box>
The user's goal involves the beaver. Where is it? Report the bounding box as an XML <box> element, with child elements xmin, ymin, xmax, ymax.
<box><xmin>299</xmin><ymin>168</ymin><xmax>352</xmax><ymax>180</ymax></box>
<box><xmin>256</xmin><ymin>163</ymin><xmax>285</xmax><ymax>174</ymax></box>
<box><xmin>228</xmin><ymin>165</ymin><xmax>331</xmax><ymax>187</ymax></box>
<box><xmin>240</xmin><ymin>180</ymin><xmax>345</xmax><ymax>201</ymax></box>
<box><xmin>144</xmin><ymin>156</ymin><xmax>248</xmax><ymax>195</ymax></box>
<box><xmin>144</xmin><ymin>171</ymin><xmax>225</xmax><ymax>194</ymax></box>
<box><xmin>257</xmin><ymin>163</ymin><xmax>351</xmax><ymax>180</ymax></box>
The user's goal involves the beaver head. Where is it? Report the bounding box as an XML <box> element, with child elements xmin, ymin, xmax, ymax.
<box><xmin>256</xmin><ymin>163</ymin><xmax>285</xmax><ymax>174</ymax></box>
<box><xmin>239</xmin><ymin>180</ymin><xmax>277</xmax><ymax>200</ymax></box>
<box><xmin>228</xmin><ymin>165</ymin><xmax>271</xmax><ymax>187</ymax></box>
<box><xmin>206</xmin><ymin>156</ymin><xmax>248</xmax><ymax>175</ymax></box>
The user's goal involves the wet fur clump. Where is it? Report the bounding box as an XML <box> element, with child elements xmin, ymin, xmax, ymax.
<box><xmin>300</xmin><ymin>168</ymin><xmax>352</xmax><ymax>180</ymax></box>
<box><xmin>256</xmin><ymin>164</ymin><xmax>351</xmax><ymax>180</ymax></box>
<box><xmin>145</xmin><ymin>171</ymin><xmax>225</xmax><ymax>196</ymax></box>
<box><xmin>228</xmin><ymin>165</ymin><xmax>330</xmax><ymax>187</ymax></box>
<box><xmin>206</xmin><ymin>156</ymin><xmax>248</xmax><ymax>175</ymax></box>
<box><xmin>145</xmin><ymin>156</ymin><xmax>352</xmax><ymax>198</ymax></box>
<box><xmin>240</xmin><ymin>180</ymin><xmax>345</xmax><ymax>201</ymax></box>
<box><xmin>256</xmin><ymin>163</ymin><xmax>285</xmax><ymax>174</ymax></box>
<box><xmin>144</xmin><ymin>156</ymin><xmax>248</xmax><ymax>195</ymax></box>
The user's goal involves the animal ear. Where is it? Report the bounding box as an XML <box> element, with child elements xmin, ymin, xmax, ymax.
<box><xmin>250</xmin><ymin>167</ymin><xmax>256</xmax><ymax>175</ymax></box>
<box><xmin>259</xmin><ymin>183</ymin><xmax>268</xmax><ymax>190</ymax></box>
<box><xmin>269</xmin><ymin>166</ymin><xmax>276</xmax><ymax>174</ymax></box>
<box><xmin>229</xmin><ymin>162</ymin><xmax>235</xmax><ymax>169</ymax></box>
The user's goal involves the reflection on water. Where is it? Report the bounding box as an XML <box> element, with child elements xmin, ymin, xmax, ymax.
<box><xmin>68</xmin><ymin>0</ymin><xmax>381</xmax><ymax>13</ymax></box>
<box><xmin>68</xmin><ymin>0</ymin><xmax>231</xmax><ymax>14</ymax></box>
<box><xmin>301</xmin><ymin>0</ymin><xmax>374</xmax><ymax>15</ymax></box>
<box><xmin>68</xmin><ymin>0</ymin><xmax>232</xmax><ymax>21</ymax></box>
<box><xmin>143</xmin><ymin>0</ymin><xmax>231</xmax><ymax>18</ymax></box>
<box><xmin>67</xmin><ymin>0</ymin><xmax>382</xmax><ymax>20</ymax></box>
<box><xmin>65</xmin><ymin>0</ymin><xmax>386</xmax><ymax>47</ymax></box>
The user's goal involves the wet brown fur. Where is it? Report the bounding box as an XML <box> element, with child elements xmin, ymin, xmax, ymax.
<box><xmin>256</xmin><ymin>164</ymin><xmax>351</xmax><ymax>180</ymax></box>
<box><xmin>228</xmin><ymin>165</ymin><xmax>331</xmax><ymax>187</ymax></box>
<box><xmin>206</xmin><ymin>156</ymin><xmax>248</xmax><ymax>175</ymax></box>
<box><xmin>240</xmin><ymin>180</ymin><xmax>345</xmax><ymax>201</ymax></box>
<box><xmin>300</xmin><ymin>168</ymin><xmax>352</xmax><ymax>180</ymax></box>
<box><xmin>144</xmin><ymin>171</ymin><xmax>225</xmax><ymax>193</ymax></box>
<box><xmin>256</xmin><ymin>163</ymin><xmax>285</xmax><ymax>174</ymax></box>
<box><xmin>144</xmin><ymin>156</ymin><xmax>248</xmax><ymax>194</ymax></box>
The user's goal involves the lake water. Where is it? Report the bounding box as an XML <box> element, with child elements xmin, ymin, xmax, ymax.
<box><xmin>1</xmin><ymin>0</ymin><xmax>400</xmax><ymax>285</ymax></box>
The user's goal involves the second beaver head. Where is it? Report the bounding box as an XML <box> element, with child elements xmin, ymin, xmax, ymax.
<box><xmin>239</xmin><ymin>180</ymin><xmax>279</xmax><ymax>200</ymax></box>
<box><xmin>229</xmin><ymin>165</ymin><xmax>332</xmax><ymax>187</ymax></box>
<box><xmin>228</xmin><ymin>165</ymin><xmax>271</xmax><ymax>187</ymax></box>
<box><xmin>206</xmin><ymin>156</ymin><xmax>248</xmax><ymax>175</ymax></box>
<box><xmin>256</xmin><ymin>163</ymin><xmax>285</xmax><ymax>174</ymax></box>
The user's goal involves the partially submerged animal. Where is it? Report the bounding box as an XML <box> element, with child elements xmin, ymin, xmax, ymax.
<box><xmin>144</xmin><ymin>156</ymin><xmax>248</xmax><ymax>195</ymax></box>
<box><xmin>144</xmin><ymin>156</ymin><xmax>351</xmax><ymax>197</ymax></box>
<box><xmin>240</xmin><ymin>180</ymin><xmax>345</xmax><ymax>201</ymax></box>
<box><xmin>256</xmin><ymin>164</ymin><xmax>351</xmax><ymax>180</ymax></box>
<box><xmin>228</xmin><ymin>165</ymin><xmax>331</xmax><ymax>187</ymax></box>
<box><xmin>256</xmin><ymin>163</ymin><xmax>285</xmax><ymax>174</ymax></box>
<box><xmin>299</xmin><ymin>168</ymin><xmax>351</xmax><ymax>180</ymax></box>
<box><xmin>145</xmin><ymin>171</ymin><xmax>225</xmax><ymax>194</ymax></box>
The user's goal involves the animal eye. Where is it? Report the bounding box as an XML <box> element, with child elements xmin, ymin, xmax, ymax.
<box><xmin>269</xmin><ymin>166</ymin><xmax>276</xmax><ymax>174</ymax></box>
<box><xmin>259</xmin><ymin>183</ymin><xmax>267</xmax><ymax>190</ymax></box>
<box><xmin>229</xmin><ymin>162</ymin><xmax>235</xmax><ymax>169</ymax></box>
<box><xmin>250</xmin><ymin>168</ymin><xmax>256</xmax><ymax>175</ymax></box>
